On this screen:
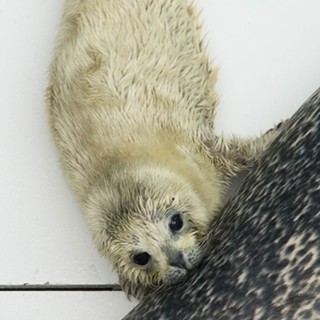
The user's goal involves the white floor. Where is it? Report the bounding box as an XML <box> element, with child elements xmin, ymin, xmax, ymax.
<box><xmin>1</xmin><ymin>1</ymin><xmax>319</xmax><ymax>319</ymax></box>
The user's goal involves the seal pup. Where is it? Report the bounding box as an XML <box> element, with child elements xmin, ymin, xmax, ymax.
<box><xmin>47</xmin><ymin>0</ymin><xmax>281</xmax><ymax>298</ymax></box>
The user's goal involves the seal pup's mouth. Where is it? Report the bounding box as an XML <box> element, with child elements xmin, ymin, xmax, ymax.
<box><xmin>162</xmin><ymin>250</ymin><xmax>193</xmax><ymax>285</ymax></box>
<box><xmin>164</xmin><ymin>267</ymin><xmax>189</xmax><ymax>285</ymax></box>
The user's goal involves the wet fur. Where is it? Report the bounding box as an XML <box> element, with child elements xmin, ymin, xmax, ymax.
<box><xmin>47</xmin><ymin>0</ymin><xmax>281</xmax><ymax>299</ymax></box>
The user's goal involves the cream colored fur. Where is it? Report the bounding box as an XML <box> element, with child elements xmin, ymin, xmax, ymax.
<box><xmin>47</xmin><ymin>0</ymin><xmax>281</xmax><ymax>299</ymax></box>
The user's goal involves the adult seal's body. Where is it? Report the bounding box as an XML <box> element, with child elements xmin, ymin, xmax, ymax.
<box><xmin>47</xmin><ymin>0</ymin><xmax>281</xmax><ymax>298</ymax></box>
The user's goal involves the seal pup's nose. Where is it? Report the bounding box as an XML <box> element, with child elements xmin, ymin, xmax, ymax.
<box><xmin>168</xmin><ymin>252</ymin><xmax>186</xmax><ymax>269</ymax></box>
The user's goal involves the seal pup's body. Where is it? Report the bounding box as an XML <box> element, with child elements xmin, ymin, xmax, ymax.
<box><xmin>47</xmin><ymin>0</ymin><xmax>280</xmax><ymax>298</ymax></box>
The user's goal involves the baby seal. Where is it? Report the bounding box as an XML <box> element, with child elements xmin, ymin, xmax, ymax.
<box><xmin>47</xmin><ymin>0</ymin><xmax>281</xmax><ymax>298</ymax></box>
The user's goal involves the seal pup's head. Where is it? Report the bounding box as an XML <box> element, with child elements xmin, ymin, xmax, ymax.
<box><xmin>85</xmin><ymin>156</ymin><xmax>223</xmax><ymax>299</ymax></box>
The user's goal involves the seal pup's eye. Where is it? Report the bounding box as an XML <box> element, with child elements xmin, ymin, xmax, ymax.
<box><xmin>133</xmin><ymin>252</ymin><xmax>150</xmax><ymax>265</ymax></box>
<box><xmin>169</xmin><ymin>213</ymin><xmax>183</xmax><ymax>232</ymax></box>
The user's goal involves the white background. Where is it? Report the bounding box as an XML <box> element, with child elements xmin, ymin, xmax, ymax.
<box><xmin>0</xmin><ymin>0</ymin><xmax>319</xmax><ymax>319</ymax></box>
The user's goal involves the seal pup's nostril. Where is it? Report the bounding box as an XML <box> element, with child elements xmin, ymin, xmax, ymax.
<box><xmin>168</xmin><ymin>252</ymin><xmax>187</xmax><ymax>269</ymax></box>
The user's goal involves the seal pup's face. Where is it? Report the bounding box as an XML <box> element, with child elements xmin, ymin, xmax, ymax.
<box><xmin>86</xmin><ymin>164</ymin><xmax>219</xmax><ymax>298</ymax></box>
